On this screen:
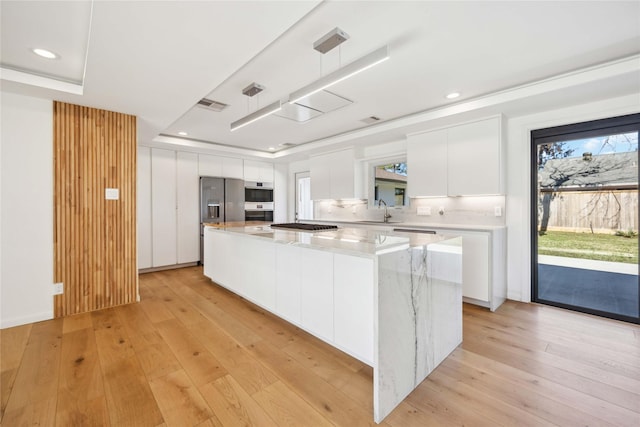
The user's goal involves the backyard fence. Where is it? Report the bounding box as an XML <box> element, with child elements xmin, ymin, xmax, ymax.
<box><xmin>540</xmin><ymin>189</ymin><xmax>638</xmax><ymax>233</ymax></box>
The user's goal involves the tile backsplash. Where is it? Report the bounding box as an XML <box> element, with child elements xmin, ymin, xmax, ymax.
<box><xmin>314</xmin><ymin>196</ymin><xmax>506</xmax><ymax>227</ymax></box>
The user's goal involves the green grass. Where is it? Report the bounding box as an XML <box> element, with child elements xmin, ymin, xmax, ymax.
<box><xmin>538</xmin><ymin>230</ymin><xmax>638</xmax><ymax>264</ymax></box>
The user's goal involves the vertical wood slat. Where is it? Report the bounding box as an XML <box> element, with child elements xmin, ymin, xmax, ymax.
<box><xmin>53</xmin><ymin>102</ymin><xmax>137</xmax><ymax>318</ymax></box>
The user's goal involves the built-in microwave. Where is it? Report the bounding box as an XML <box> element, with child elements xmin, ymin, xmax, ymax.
<box><xmin>244</xmin><ymin>181</ymin><xmax>273</xmax><ymax>203</ymax></box>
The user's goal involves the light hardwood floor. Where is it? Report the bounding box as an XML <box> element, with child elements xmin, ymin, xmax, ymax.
<box><xmin>1</xmin><ymin>266</ymin><xmax>639</xmax><ymax>426</ymax></box>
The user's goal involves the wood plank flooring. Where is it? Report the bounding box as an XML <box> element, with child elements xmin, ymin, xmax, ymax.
<box><xmin>1</xmin><ymin>266</ymin><xmax>639</xmax><ymax>426</ymax></box>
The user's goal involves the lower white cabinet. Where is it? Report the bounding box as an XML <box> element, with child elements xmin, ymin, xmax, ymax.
<box><xmin>334</xmin><ymin>254</ymin><xmax>374</xmax><ymax>363</ymax></box>
<box><xmin>275</xmin><ymin>245</ymin><xmax>303</xmax><ymax>324</ymax></box>
<box><xmin>300</xmin><ymin>249</ymin><xmax>334</xmax><ymax>342</ymax></box>
<box><xmin>206</xmin><ymin>229</ymin><xmax>375</xmax><ymax>364</ymax></box>
<box><xmin>437</xmin><ymin>228</ymin><xmax>505</xmax><ymax>310</ymax></box>
<box><xmin>206</xmin><ymin>228</ymin><xmax>276</xmax><ymax>310</ymax></box>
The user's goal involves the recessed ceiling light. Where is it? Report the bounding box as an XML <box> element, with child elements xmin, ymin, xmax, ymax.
<box><xmin>446</xmin><ymin>92</ymin><xmax>460</xmax><ymax>99</ymax></box>
<box><xmin>177</xmin><ymin>131</ymin><xmax>188</xmax><ymax>136</ymax></box>
<box><xmin>31</xmin><ymin>48</ymin><xmax>58</xmax><ymax>59</ymax></box>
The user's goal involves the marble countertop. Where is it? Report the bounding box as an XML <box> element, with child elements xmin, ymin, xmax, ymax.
<box><xmin>206</xmin><ymin>224</ymin><xmax>456</xmax><ymax>257</ymax></box>
<box><xmin>309</xmin><ymin>219</ymin><xmax>506</xmax><ymax>232</ymax></box>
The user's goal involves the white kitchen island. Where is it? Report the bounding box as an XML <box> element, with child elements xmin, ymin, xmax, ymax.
<box><xmin>204</xmin><ymin>224</ymin><xmax>462</xmax><ymax>423</ymax></box>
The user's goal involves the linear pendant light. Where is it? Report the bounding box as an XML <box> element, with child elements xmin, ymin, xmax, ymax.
<box><xmin>288</xmin><ymin>45</ymin><xmax>389</xmax><ymax>104</ymax></box>
<box><xmin>230</xmin><ymin>100</ymin><xmax>282</xmax><ymax>132</ymax></box>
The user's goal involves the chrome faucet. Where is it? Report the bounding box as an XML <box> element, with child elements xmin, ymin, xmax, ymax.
<box><xmin>378</xmin><ymin>199</ymin><xmax>392</xmax><ymax>223</ymax></box>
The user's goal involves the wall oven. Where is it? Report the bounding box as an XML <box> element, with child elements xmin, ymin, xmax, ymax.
<box><xmin>245</xmin><ymin>202</ymin><xmax>274</xmax><ymax>222</ymax></box>
<box><xmin>244</xmin><ymin>181</ymin><xmax>273</xmax><ymax>203</ymax></box>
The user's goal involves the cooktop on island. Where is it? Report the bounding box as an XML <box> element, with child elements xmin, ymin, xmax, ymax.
<box><xmin>270</xmin><ymin>223</ymin><xmax>338</xmax><ymax>231</ymax></box>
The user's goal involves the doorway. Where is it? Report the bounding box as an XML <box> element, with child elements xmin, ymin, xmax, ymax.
<box><xmin>295</xmin><ymin>172</ymin><xmax>313</xmax><ymax>221</ymax></box>
<box><xmin>531</xmin><ymin>113</ymin><xmax>639</xmax><ymax>323</ymax></box>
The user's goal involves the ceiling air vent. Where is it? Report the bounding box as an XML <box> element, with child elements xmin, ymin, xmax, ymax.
<box><xmin>197</xmin><ymin>98</ymin><xmax>228</xmax><ymax>112</ymax></box>
<box><xmin>360</xmin><ymin>116</ymin><xmax>382</xmax><ymax>124</ymax></box>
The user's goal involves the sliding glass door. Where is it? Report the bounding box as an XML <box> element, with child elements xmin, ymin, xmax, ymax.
<box><xmin>532</xmin><ymin>113</ymin><xmax>639</xmax><ymax>323</ymax></box>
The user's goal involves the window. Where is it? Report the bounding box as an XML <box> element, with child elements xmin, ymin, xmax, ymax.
<box><xmin>373</xmin><ymin>161</ymin><xmax>408</xmax><ymax>206</ymax></box>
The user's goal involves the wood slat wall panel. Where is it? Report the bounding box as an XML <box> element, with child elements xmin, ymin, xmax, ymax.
<box><xmin>54</xmin><ymin>101</ymin><xmax>137</xmax><ymax>317</ymax></box>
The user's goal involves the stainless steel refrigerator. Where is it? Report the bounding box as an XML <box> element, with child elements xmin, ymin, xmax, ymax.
<box><xmin>200</xmin><ymin>177</ymin><xmax>245</xmax><ymax>264</ymax></box>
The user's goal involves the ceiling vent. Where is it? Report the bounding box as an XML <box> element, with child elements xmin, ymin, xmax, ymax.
<box><xmin>197</xmin><ymin>98</ymin><xmax>228</xmax><ymax>112</ymax></box>
<box><xmin>360</xmin><ymin>116</ymin><xmax>382</xmax><ymax>124</ymax></box>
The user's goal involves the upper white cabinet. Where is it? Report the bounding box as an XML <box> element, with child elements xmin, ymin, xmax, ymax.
<box><xmin>222</xmin><ymin>157</ymin><xmax>244</xmax><ymax>179</ymax></box>
<box><xmin>407</xmin><ymin>129</ymin><xmax>448</xmax><ymax>198</ymax></box>
<box><xmin>407</xmin><ymin>116</ymin><xmax>503</xmax><ymax>197</ymax></box>
<box><xmin>198</xmin><ymin>154</ymin><xmax>222</xmax><ymax>177</ymax></box>
<box><xmin>244</xmin><ymin>159</ymin><xmax>274</xmax><ymax>182</ymax></box>
<box><xmin>447</xmin><ymin>118</ymin><xmax>502</xmax><ymax>196</ymax></box>
<box><xmin>310</xmin><ymin>148</ymin><xmax>361</xmax><ymax>200</ymax></box>
<box><xmin>176</xmin><ymin>152</ymin><xmax>199</xmax><ymax>264</ymax></box>
<box><xmin>199</xmin><ymin>154</ymin><xmax>244</xmax><ymax>179</ymax></box>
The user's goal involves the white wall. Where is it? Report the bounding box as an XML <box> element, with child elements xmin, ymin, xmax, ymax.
<box><xmin>505</xmin><ymin>93</ymin><xmax>640</xmax><ymax>302</ymax></box>
<box><xmin>1</xmin><ymin>91</ymin><xmax>54</xmax><ymax>328</ymax></box>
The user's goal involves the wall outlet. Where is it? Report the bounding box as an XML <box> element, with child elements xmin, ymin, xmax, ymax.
<box><xmin>494</xmin><ymin>206</ymin><xmax>503</xmax><ymax>217</ymax></box>
<box><xmin>438</xmin><ymin>207</ymin><xmax>445</xmax><ymax>215</ymax></box>
<box><xmin>53</xmin><ymin>282</ymin><xmax>64</xmax><ymax>295</ymax></box>
<box><xmin>417</xmin><ymin>206</ymin><xmax>431</xmax><ymax>216</ymax></box>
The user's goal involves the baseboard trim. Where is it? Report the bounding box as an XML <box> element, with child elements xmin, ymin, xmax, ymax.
<box><xmin>138</xmin><ymin>262</ymin><xmax>199</xmax><ymax>274</ymax></box>
<box><xmin>1</xmin><ymin>310</ymin><xmax>54</xmax><ymax>329</ymax></box>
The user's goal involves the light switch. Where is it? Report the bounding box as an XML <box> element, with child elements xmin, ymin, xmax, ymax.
<box><xmin>494</xmin><ymin>206</ymin><xmax>502</xmax><ymax>217</ymax></box>
<box><xmin>105</xmin><ymin>188</ymin><xmax>119</xmax><ymax>200</ymax></box>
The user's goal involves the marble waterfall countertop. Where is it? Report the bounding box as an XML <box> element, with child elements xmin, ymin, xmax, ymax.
<box><xmin>204</xmin><ymin>223</ymin><xmax>463</xmax><ymax>423</ymax></box>
<box><xmin>205</xmin><ymin>223</ymin><xmax>456</xmax><ymax>257</ymax></box>
<box><xmin>309</xmin><ymin>218</ymin><xmax>506</xmax><ymax>232</ymax></box>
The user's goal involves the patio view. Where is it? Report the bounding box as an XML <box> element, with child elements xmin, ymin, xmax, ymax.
<box><xmin>535</xmin><ymin>124</ymin><xmax>639</xmax><ymax>322</ymax></box>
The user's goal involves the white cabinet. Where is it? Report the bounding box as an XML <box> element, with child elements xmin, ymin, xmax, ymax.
<box><xmin>139</xmin><ymin>148</ymin><xmax>201</xmax><ymax>270</ymax></box>
<box><xmin>310</xmin><ymin>148</ymin><xmax>361</xmax><ymax>200</ymax></box>
<box><xmin>275</xmin><ymin>245</ymin><xmax>302</xmax><ymax>324</ymax></box>
<box><xmin>137</xmin><ymin>146</ymin><xmax>152</xmax><ymax>269</ymax></box>
<box><xmin>300</xmin><ymin>249</ymin><xmax>334</xmax><ymax>341</ymax></box>
<box><xmin>198</xmin><ymin>154</ymin><xmax>222</xmax><ymax>177</ymax></box>
<box><xmin>199</xmin><ymin>154</ymin><xmax>244</xmax><ymax>179</ymax></box>
<box><xmin>222</xmin><ymin>157</ymin><xmax>244</xmax><ymax>179</ymax></box>
<box><xmin>407</xmin><ymin>129</ymin><xmax>448</xmax><ymax>198</ymax></box>
<box><xmin>426</xmin><ymin>227</ymin><xmax>505</xmax><ymax>311</ymax></box>
<box><xmin>206</xmin><ymin>229</ymin><xmax>276</xmax><ymax>310</ymax></box>
<box><xmin>176</xmin><ymin>152</ymin><xmax>199</xmax><ymax>264</ymax></box>
<box><xmin>151</xmin><ymin>148</ymin><xmax>177</xmax><ymax>267</ymax></box>
<box><xmin>244</xmin><ymin>160</ymin><xmax>274</xmax><ymax>182</ymax></box>
<box><xmin>334</xmin><ymin>254</ymin><xmax>374</xmax><ymax>364</ymax></box>
<box><xmin>407</xmin><ymin>116</ymin><xmax>503</xmax><ymax>197</ymax></box>
<box><xmin>447</xmin><ymin>118</ymin><xmax>502</xmax><ymax>196</ymax></box>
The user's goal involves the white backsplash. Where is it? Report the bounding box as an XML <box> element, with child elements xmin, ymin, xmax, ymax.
<box><xmin>314</xmin><ymin>196</ymin><xmax>506</xmax><ymax>227</ymax></box>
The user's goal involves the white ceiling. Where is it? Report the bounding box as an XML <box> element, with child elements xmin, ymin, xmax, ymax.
<box><xmin>2</xmin><ymin>1</ymin><xmax>639</xmax><ymax>159</ymax></box>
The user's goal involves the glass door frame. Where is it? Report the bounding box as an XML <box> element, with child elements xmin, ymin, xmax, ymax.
<box><xmin>530</xmin><ymin>113</ymin><xmax>640</xmax><ymax>324</ymax></box>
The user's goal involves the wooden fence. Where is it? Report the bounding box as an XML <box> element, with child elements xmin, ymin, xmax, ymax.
<box><xmin>540</xmin><ymin>189</ymin><xmax>638</xmax><ymax>233</ymax></box>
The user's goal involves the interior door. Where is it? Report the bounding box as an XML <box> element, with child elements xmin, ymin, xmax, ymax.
<box><xmin>295</xmin><ymin>172</ymin><xmax>313</xmax><ymax>221</ymax></box>
<box><xmin>531</xmin><ymin>113</ymin><xmax>639</xmax><ymax>323</ymax></box>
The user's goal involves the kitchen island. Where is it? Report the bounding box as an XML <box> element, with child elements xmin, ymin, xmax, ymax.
<box><xmin>203</xmin><ymin>224</ymin><xmax>462</xmax><ymax>423</ymax></box>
